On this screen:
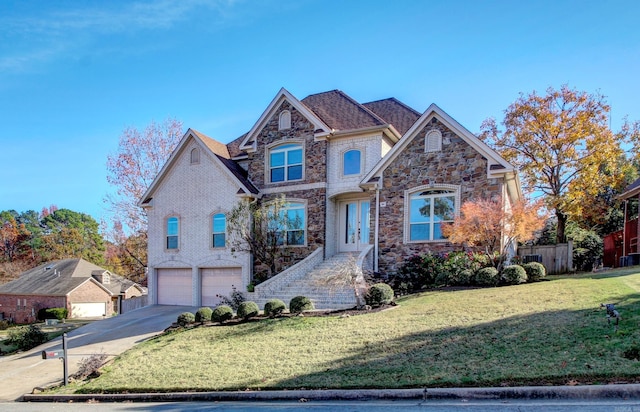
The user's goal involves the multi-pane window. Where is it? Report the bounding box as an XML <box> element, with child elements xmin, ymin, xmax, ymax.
<box><xmin>409</xmin><ymin>190</ymin><xmax>455</xmax><ymax>241</ymax></box>
<box><xmin>269</xmin><ymin>202</ymin><xmax>306</xmax><ymax>246</ymax></box>
<box><xmin>343</xmin><ymin>149</ymin><xmax>361</xmax><ymax>175</ymax></box>
<box><xmin>212</xmin><ymin>213</ymin><xmax>226</xmax><ymax>248</ymax></box>
<box><xmin>269</xmin><ymin>143</ymin><xmax>302</xmax><ymax>183</ymax></box>
<box><xmin>166</xmin><ymin>217</ymin><xmax>179</xmax><ymax>249</ymax></box>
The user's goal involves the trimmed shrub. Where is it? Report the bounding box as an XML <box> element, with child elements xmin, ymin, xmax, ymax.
<box><xmin>523</xmin><ymin>262</ymin><xmax>546</xmax><ymax>282</ymax></box>
<box><xmin>435</xmin><ymin>271</ymin><xmax>451</xmax><ymax>287</ymax></box>
<box><xmin>289</xmin><ymin>296</ymin><xmax>314</xmax><ymax>314</ymax></box>
<box><xmin>237</xmin><ymin>301</ymin><xmax>259</xmax><ymax>320</ymax></box>
<box><xmin>264</xmin><ymin>299</ymin><xmax>286</xmax><ymax>317</ymax></box>
<box><xmin>195</xmin><ymin>307</ymin><xmax>213</xmax><ymax>323</ymax></box>
<box><xmin>501</xmin><ymin>265</ymin><xmax>528</xmax><ymax>285</ymax></box>
<box><xmin>176</xmin><ymin>312</ymin><xmax>195</xmax><ymax>326</ymax></box>
<box><xmin>475</xmin><ymin>267</ymin><xmax>499</xmax><ymax>287</ymax></box>
<box><xmin>38</xmin><ymin>307</ymin><xmax>68</xmax><ymax>321</ymax></box>
<box><xmin>216</xmin><ymin>286</ymin><xmax>246</xmax><ymax>311</ymax></box>
<box><xmin>365</xmin><ymin>283</ymin><xmax>394</xmax><ymax>306</ymax></box>
<box><xmin>212</xmin><ymin>305</ymin><xmax>234</xmax><ymax>323</ymax></box>
<box><xmin>8</xmin><ymin>324</ymin><xmax>48</xmax><ymax>351</ymax></box>
<box><xmin>453</xmin><ymin>269</ymin><xmax>474</xmax><ymax>286</ymax></box>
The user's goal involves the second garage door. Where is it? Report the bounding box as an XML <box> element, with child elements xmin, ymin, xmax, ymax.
<box><xmin>157</xmin><ymin>268</ymin><xmax>193</xmax><ymax>305</ymax></box>
<box><xmin>201</xmin><ymin>268</ymin><xmax>242</xmax><ymax>307</ymax></box>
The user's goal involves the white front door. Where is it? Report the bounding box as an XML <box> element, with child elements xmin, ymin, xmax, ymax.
<box><xmin>338</xmin><ymin>199</ymin><xmax>371</xmax><ymax>252</ymax></box>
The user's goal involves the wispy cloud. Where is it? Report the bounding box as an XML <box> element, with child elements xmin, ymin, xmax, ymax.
<box><xmin>0</xmin><ymin>0</ymin><xmax>240</xmax><ymax>73</ymax></box>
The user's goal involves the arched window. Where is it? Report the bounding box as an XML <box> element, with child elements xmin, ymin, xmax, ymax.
<box><xmin>279</xmin><ymin>110</ymin><xmax>291</xmax><ymax>130</ymax></box>
<box><xmin>343</xmin><ymin>149</ymin><xmax>361</xmax><ymax>175</ymax></box>
<box><xmin>406</xmin><ymin>188</ymin><xmax>457</xmax><ymax>241</ymax></box>
<box><xmin>269</xmin><ymin>143</ymin><xmax>303</xmax><ymax>183</ymax></box>
<box><xmin>425</xmin><ymin>129</ymin><xmax>442</xmax><ymax>153</ymax></box>
<box><xmin>212</xmin><ymin>213</ymin><xmax>226</xmax><ymax>248</ymax></box>
<box><xmin>166</xmin><ymin>217</ymin><xmax>179</xmax><ymax>249</ymax></box>
<box><xmin>190</xmin><ymin>148</ymin><xmax>200</xmax><ymax>164</ymax></box>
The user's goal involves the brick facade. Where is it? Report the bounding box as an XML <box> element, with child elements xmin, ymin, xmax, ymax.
<box><xmin>68</xmin><ymin>280</ymin><xmax>113</xmax><ymax>318</ymax></box>
<box><xmin>0</xmin><ymin>295</ymin><xmax>66</xmax><ymax>324</ymax></box>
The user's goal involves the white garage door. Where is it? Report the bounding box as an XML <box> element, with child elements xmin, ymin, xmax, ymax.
<box><xmin>201</xmin><ymin>268</ymin><xmax>242</xmax><ymax>307</ymax></box>
<box><xmin>71</xmin><ymin>302</ymin><xmax>106</xmax><ymax>318</ymax></box>
<box><xmin>157</xmin><ymin>268</ymin><xmax>193</xmax><ymax>305</ymax></box>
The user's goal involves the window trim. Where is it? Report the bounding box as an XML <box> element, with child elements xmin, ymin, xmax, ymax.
<box><xmin>212</xmin><ymin>212</ymin><xmax>226</xmax><ymax>249</ymax></box>
<box><xmin>266</xmin><ymin>140</ymin><xmax>305</xmax><ymax>184</ymax></box>
<box><xmin>425</xmin><ymin>129</ymin><xmax>443</xmax><ymax>153</ymax></box>
<box><xmin>403</xmin><ymin>184</ymin><xmax>460</xmax><ymax>243</ymax></box>
<box><xmin>166</xmin><ymin>216</ymin><xmax>180</xmax><ymax>250</ymax></box>
<box><xmin>342</xmin><ymin>148</ymin><xmax>363</xmax><ymax>176</ymax></box>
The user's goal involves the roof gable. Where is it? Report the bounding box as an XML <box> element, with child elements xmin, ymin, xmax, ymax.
<box><xmin>301</xmin><ymin>90</ymin><xmax>387</xmax><ymax>131</ymax></box>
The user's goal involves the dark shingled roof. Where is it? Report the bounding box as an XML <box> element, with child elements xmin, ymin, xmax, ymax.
<box><xmin>362</xmin><ymin>98</ymin><xmax>421</xmax><ymax>136</ymax></box>
<box><xmin>0</xmin><ymin>259</ymin><xmax>124</xmax><ymax>296</ymax></box>
<box><xmin>301</xmin><ymin>90</ymin><xmax>388</xmax><ymax>131</ymax></box>
<box><xmin>227</xmin><ymin>133</ymin><xmax>248</xmax><ymax>158</ymax></box>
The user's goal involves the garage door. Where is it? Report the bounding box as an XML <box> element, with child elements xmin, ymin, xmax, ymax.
<box><xmin>157</xmin><ymin>268</ymin><xmax>193</xmax><ymax>305</ymax></box>
<box><xmin>71</xmin><ymin>302</ymin><xmax>106</xmax><ymax>318</ymax></box>
<box><xmin>201</xmin><ymin>268</ymin><xmax>242</xmax><ymax>307</ymax></box>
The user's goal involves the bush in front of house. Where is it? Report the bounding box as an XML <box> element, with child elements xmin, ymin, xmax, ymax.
<box><xmin>365</xmin><ymin>283</ymin><xmax>394</xmax><ymax>307</ymax></box>
<box><xmin>264</xmin><ymin>299</ymin><xmax>286</xmax><ymax>317</ymax></box>
<box><xmin>289</xmin><ymin>296</ymin><xmax>314</xmax><ymax>314</ymax></box>
<box><xmin>8</xmin><ymin>324</ymin><xmax>48</xmax><ymax>351</ymax></box>
<box><xmin>212</xmin><ymin>305</ymin><xmax>234</xmax><ymax>323</ymax></box>
<box><xmin>237</xmin><ymin>301</ymin><xmax>259</xmax><ymax>320</ymax></box>
<box><xmin>195</xmin><ymin>307</ymin><xmax>213</xmax><ymax>323</ymax></box>
<box><xmin>176</xmin><ymin>312</ymin><xmax>195</xmax><ymax>326</ymax></box>
<box><xmin>453</xmin><ymin>269</ymin><xmax>474</xmax><ymax>286</ymax></box>
<box><xmin>501</xmin><ymin>265</ymin><xmax>528</xmax><ymax>285</ymax></box>
<box><xmin>475</xmin><ymin>267</ymin><xmax>499</xmax><ymax>286</ymax></box>
<box><xmin>38</xmin><ymin>307</ymin><xmax>68</xmax><ymax>321</ymax></box>
<box><xmin>523</xmin><ymin>262</ymin><xmax>546</xmax><ymax>282</ymax></box>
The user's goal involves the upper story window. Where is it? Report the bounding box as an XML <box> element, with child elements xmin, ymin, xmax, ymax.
<box><xmin>407</xmin><ymin>188</ymin><xmax>457</xmax><ymax>242</ymax></box>
<box><xmin>343</xmin><ymin>149</ymin><xmax>362</xmax><ymax>176</ymax></box>
<box><xmin>166</xmin><ymin>217</ymin><xmax>179</xmax><ymax>249</ymax></box>
<box><xmin>269</xmin><ymin>143</ymin><xmax>303</xmax><ymax>183</ymax></box>
<box><xmin>190</xmin><ymin>148</ymin><xmax>200</xmax><ymax>164</ymax></box>
<box><xmin>212</xmin><ymin>213</ymin><xmax>226</xmax><ymax>248</ymax></box>
<box><xmin>425</xmin><ymin>129</ymin><xmax>443</xmax><ymax>153</ymax></box>
<box><xmin>279</xmin><ymin>110</ymin><xmax>291</xmax><ymax>130</ymax></box>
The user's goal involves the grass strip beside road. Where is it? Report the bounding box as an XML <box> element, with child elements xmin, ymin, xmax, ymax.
<box><xmin>69</xmin><ymin>268</ymin><xmax>640</xmax><ymax>393</ymax></box>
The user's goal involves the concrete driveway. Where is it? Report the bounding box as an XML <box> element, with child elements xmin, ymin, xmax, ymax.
<box><xmin>0</xmin><ymin>305</ymin><xmax>193</xmax><ymax>401</ymax></box>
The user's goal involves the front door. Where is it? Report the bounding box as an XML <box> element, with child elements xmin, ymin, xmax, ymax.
<box><xmin>338</xmin><ymin>199</ymin><xmax>371</xmax><ymax>252</ymax></box>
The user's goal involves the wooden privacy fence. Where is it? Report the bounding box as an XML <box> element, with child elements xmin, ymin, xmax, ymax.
<box><xmin>120</xmin><ymin>295</ymin><xmax>149</xmax><ymax>314</ymax></box>
<box><xmin>517</xmin><ymin>241</ymin><xmax>573</xmax><ymax>275</ymax></box>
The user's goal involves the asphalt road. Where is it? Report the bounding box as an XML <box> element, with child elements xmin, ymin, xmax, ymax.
<box><xmin>0</xmin><ymin>305</ymin><xmax>193</xmax><ymax>401</ymax></box>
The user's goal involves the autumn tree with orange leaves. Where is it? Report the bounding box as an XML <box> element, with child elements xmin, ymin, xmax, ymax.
<box><xmin>442</xmin><ymin>197</ymin><xmax>546</xmax><ymax>268</ymax></box>
<box><xmin>480</xmin><ymin>85</ymin><xmax>638</xmax><ymax>244</ymax></box>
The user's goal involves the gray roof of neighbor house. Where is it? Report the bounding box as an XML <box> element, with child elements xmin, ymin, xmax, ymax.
<box><xmin>0</xmin><ymin>258</ymin><xmax>140</xmax><ymax>297</ymax></box>
<box><xmin>619</xmin><ymin>177</ymin><xmax>640</xmax><ymax>200</ymax></box>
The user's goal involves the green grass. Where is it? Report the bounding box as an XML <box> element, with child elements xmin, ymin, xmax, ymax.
<box><xmin>70</xmin><ymin>268</ymin><xmax>640</xmax><ymax>393</ymax></box>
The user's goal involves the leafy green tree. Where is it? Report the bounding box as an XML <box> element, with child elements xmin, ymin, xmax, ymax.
<box><xmin>40</xmin><ymin>209</ymin><xmax>105</xmax><ymax>264</ymax></box>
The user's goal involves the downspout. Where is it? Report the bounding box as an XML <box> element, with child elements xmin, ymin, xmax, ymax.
<box><xmin>374</xmin><ymin>183</ymin><xmax>380</xmax><ymax>273</ymax></box>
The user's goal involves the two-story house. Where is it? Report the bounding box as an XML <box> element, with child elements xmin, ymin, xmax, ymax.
<box><xmin>140</xmin><ymin>88</ymin><xmax>521</xmax><ymax>308</ymax></box>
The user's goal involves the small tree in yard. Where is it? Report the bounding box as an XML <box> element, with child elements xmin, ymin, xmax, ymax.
<box><xmin>442</xmin><ymin>197</ymin><xmax>545</xmax><ymax>270</ymax></box>
<box><xmin>314</xmin><ymin>254</ymin><xmax>369</xmax><ymax>309</ymax></box>
<box><xmin>227</xmin><ymin>195</ymin><xmax>301</xmax><ymax>280</ymax></box>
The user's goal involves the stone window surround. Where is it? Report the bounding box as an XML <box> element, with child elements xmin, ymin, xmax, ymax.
<box><xmin>342</xmin><ymin>147</ymin><xmax>364</xmax><ymax>177</ymax></box>
<box><xmin>403</xmin><ymin>184</ymin><xmax>460</xmax><ymax>244</ymax></box>
<box><xmin>165</xmin><ymin>215</ymin><xmax>181</xmax><ymax>251</ymax></box>
<box><xmin>264</xmin><ymin>197</ymin><xmax>308</xmax><ymax>248</ymax></box>
<box><xmin>279</xmin><ymin>110</ymin><xmax>292</xmax><ymax>130</ymax></box>
<box><xmin>211</xmin><ymin>211</ymin><xmax>227</xmax><ymax>249</ymax></box>
<box><xmin>425</xmin><ymin>129</ymin><xmax>443</xmax><ymax>153</ymax></box>
<box><xmin>190</xmin><ymin>147</ymin><xmax>200</xmax><ymax>164</ymax></box>
<box><xmin>265</xmin><ymin>138</ymin><xmax>305</xmax><ymax>185</ymax></box>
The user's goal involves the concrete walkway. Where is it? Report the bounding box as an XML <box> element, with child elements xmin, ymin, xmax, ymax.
<box><xmin>0</xmin><ymin>305</ymin><xmax>192</xmax><ymax>401</ymax></box>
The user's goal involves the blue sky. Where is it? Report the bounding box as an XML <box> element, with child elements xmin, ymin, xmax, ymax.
<box><xmin>1</xmin><ymin>0</ymin><xmax>639</xmax><ymax>223</ymax></box>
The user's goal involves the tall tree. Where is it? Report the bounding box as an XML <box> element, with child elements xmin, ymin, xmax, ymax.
<box><xmin>481</xmin><ymin>85</ymin><xmax>636</xmax><ymax>243</ymax></box>
<box><xmin>41</xmin><ymin>208</ymin><xmax>105</xmax><ymax>264</ymax></box>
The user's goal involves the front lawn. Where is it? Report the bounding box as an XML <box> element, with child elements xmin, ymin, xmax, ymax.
<box><xmin>70</xmin><ymin>268</ymin><xmax>640</xmax><ymax>393</ymax></box>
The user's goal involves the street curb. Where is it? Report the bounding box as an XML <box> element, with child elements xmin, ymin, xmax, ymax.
<box><xmin>20</xmin><ymin>384</ymin><xmax>640</xmax><ymax>403</ymax></box>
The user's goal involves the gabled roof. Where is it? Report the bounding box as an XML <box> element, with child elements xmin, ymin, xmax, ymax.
<box><xmin>239</xmin><ymin>88</ymin><xmax>332</xmax><ymax>151</ymax></box>
<box><xmin>362</xmin><ymin>103</ymin><xmax>522</xmax><ymax>201</ymax></box>
<box><xmin>362</xmin><ymin>98</ymin><xmax>421</xmax><ymax>136</ymax></box>
<box><xmin>139</xmin><ymin>129</ymin><xmax>259</xmax><ymax>206</ymax></box>
<box><xmin>301</xmin><ymin>90</ymin><xmax>387</xmax><ymax>131</ymax></box>
<box><xmin>0</xmin><ymin>259</ymin><xmax>113</xmax><ymax>297</ymax></box>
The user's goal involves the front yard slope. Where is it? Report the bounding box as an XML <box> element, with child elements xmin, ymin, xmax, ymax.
<box><xmin>74</xmin><ymin>269</ymin><xmax>640</xmax><ymax>393</ymax></box>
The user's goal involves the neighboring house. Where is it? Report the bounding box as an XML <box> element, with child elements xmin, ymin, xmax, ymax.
<box><xmin>141</xmin><ymin>88</ymin><xmax>521</xmax><ymax>307</ymax></box>
<box><xmin>604</xmin><ymin>177</ymin><xmax>640</xmax><ymax>267</ymax></box>
<box><xmin>0</xmin><ymin>258</ymin><xmax>145</xmax><ymax>323</ymax></box>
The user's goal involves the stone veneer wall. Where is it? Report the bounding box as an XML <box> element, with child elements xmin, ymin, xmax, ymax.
<box><xmin>376</xmin><ymin>117</ymin><xmax>504</xmax><ymax>275</ymax></box>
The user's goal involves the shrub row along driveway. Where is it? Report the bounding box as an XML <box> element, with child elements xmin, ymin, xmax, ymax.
<box><xmin>0</xmin><ymin>305</ymin><xmax>191</xmax><ymax>401</ymax></box>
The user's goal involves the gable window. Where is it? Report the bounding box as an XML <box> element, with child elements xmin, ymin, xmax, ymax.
<box><xmin>425</xmin><ymin>129</ymin><xmax>442</xmax><ymax>153</ymax></box>
<box><xmin>407</xmin><ymin>188</ymin><xmax>458</xmax><ymax>242</ymax></box>
<box><xmin>269</xmin><ymin>143</ymin><xmax>303</xmax><ymax>183</ymax></box>
<box><xmin>212</xmin><ymin>213</ymin><xmax>226</xmax><ymax>248</ymax></box>
<box><xmin>190</xmin><ymin>148</ymin><xmax>200</xmax><ymax>164</ymax></box>
<box><xmin>343</xmin><ymin>149</ymin><xmax>361</xmax><ymax>176</ymax></box>
<box><xmin>166</xmin><ymin>217</ymin><xmax>179</xmax><ymax>249</ymax></box>
<box><xmin>269</xmin><ymin>201</ymin><xmax>306</xmax><ymax>246</ymax></box>
<box><xmin>279</xmin><ymin>110</ymin><xmax>291</xmax><ymax>130</ymax></box>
